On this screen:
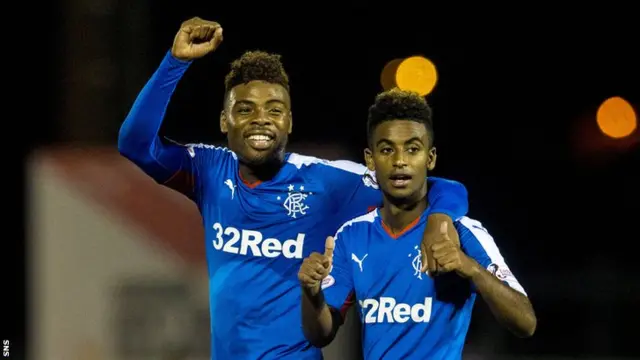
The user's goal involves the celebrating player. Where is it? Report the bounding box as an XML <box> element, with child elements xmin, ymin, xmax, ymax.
<box><xmin>299</xmin><ymin>89</ymin><xmax>537</xmax><ymax>359</ymax></box>
<box><xmin>118</xmin><ymin>17</ymin><xmax>470</xmax><ymax>359</ymax></box>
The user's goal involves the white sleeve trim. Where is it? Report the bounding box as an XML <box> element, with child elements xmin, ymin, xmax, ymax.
<box><xmin>459</xmin><ymin>216</ymin><xmax>528</xmax><ymax>296</ymax></box>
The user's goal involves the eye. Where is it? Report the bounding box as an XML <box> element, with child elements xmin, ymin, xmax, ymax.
<box><xmin>407</xmin><ymin>146</ymin><xmax>420</xmax><ymax>153</ymax></box>
<box><xmin>380</xmin><ymin>147</ymin><xmax>393</xmax><ymax>155</ymax></box>
<box><xmin>269</xmin><ymin>108</ymin><xmax>283</xmax><ymax>115</ymax></box>
<box><xmin>237</xmin><ymin>106</ymin><xmax>252</xmax><ymax>114</ymax></box>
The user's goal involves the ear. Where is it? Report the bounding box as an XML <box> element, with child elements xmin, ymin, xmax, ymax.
<box><xmin>288</xmin><ymin>111</ymin><xmax>293</xmax><ymax>134</ymax></box>
<box><xmin>427</xmin><ymin>147</ymin><xmax>437</xmax><ymax>171</ymax></box>
<box><xmin>220</xmin><ymin>110</ymin><xmax>228</xmax><ymax>134</ymax></box>
<box><xmin>364</xmin><ymin>148</ymin><xmax>375</xmax><ymax>172</ymax></box>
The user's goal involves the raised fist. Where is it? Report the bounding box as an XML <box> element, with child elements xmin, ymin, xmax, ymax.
<box><xmin>171</xmin><ymin>17</ymin><xmax>223</xmax><ymax>61</ymax></box>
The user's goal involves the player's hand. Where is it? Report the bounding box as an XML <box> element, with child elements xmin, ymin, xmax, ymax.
<box><xmin>298</xmin><ymin>236</ymin><xmax>334</xmax><ymax>294</ymax></box>
<box><xmin>431</xmin><ymin>222</ymin><xmax>477</xmax><ymax>278</ymax></box>
<box><xmin>421</xmin><ymin>214</ymin><xmax>460</xmax><ymax>274</ymax></box>
<box><xmin>171</xmin><ymin>17</ymin><xmax>223</xmax><ymax>61</ymax></box>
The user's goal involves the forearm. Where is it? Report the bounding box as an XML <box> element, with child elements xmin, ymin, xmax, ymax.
<box><xmin>301</xmin><ymin>286</ymin><xmax>339</xmax><ymax>347</ymax></box>
<box><xmin>469</xmin><ymin>263</ymin><xmax>536</xmax><ymax>337</ymax></box>
<box><xmin>118</xmin><ymin>51</ymin><xmax>191</xmax><ymax>179</ymax></box>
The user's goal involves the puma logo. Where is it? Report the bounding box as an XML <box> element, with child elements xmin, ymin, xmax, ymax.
<box><xmin>351</xmin><ymin>253</ymin><xmax>368</xmax><ymax>272</ymax></box>
<box><xmin>224</xmin><ymin>179</ymin><xmax>236</xmax><ymax>199</ymax></box>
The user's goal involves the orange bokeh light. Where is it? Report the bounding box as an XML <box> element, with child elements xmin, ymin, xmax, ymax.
<box><xmin>596</xmin><ymin>96</ymin><xmax>637</xmax><ymax>139</ymax></box>
<box><xmin>380</xmin><ymin>58</ymin><xmax>403</xmax><ymax>91</ymax></box>
<box><xmin>395</xmin><ymin>56</ymin><xmax>438</xmax><ymax>96</ymax></box>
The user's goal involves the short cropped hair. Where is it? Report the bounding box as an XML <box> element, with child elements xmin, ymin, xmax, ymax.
<box><xmin>366</xmin><ymin>88</ymin><xmax>434</xmax><ymax>146</ymax></box>
<box><xmin>224</xmin><ymin>50</ymin><xmax>290</xmax><ymax>92</ymax></box>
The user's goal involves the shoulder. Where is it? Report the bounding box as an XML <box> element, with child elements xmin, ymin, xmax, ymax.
<box><xmin>286</xmin><ymin>153</ymin><xmax>367</xmax><ymax>175</ymax></box>
<box><xmin>454</xmin><ymin>216</ymin><xmax>492</xmax><ymax>238</ymax></box>
<box><xmin>162</xmin><ymin>137</ymin><xmax>237</xmax><ymax>161</ymax></box>
<box><xmin>454</xmin><ymin>216</ymin><xmax>503</xmax><ymax>254</ymax></box>
<box><xmin>184</xmin><ymin>142</ymin><xmax>236</xmax><ymax>159</ymax></box>
<box><xmin>286</xmin><ymin>153</ymin><xmax>379</xmax><ymax>192</ymax></box>
<box><xmin>334</xmin><ymin>209</ymin><xmax>379</xmax><ymax>241</ymax></box>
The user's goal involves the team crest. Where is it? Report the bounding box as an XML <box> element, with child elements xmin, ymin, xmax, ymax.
<box><xmin>408</xmin><ymin>245</ymin><xmax>423</xmax><ymax>280</ymax></box>
<box><xmin>283</xmin><ymin>184</ymin><xmax>310</xmax><ymax>218</ymax></box>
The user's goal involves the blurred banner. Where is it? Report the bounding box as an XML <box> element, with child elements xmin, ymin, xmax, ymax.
<box><xmin>27</xmin><ymin>146</ymin><xmax>361</xmax><ymax>360</ymax></box>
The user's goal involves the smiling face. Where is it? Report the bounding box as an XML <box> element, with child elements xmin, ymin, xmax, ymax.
<box><xmin>220</xmin><ymin>50</ymin><xmax>292</xmax><ymax>166</ymax></box>
<box><xmin>221</xmin><ymin>80</ymin><xmax>292</xmax><ymax>165</ymax></box>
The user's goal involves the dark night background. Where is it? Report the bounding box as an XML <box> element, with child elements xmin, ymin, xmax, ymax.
<box><xmin>6</xmin><ymin>2</ymin><xmax>638</xmax><ymax>359</ymax></box>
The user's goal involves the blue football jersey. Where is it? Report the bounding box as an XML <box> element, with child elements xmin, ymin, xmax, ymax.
<box><xmin>118</xmin><ymin>51</ymin><xmax>470</xmax><ymax>360</ymax></box>
<box><xmin>175</xmin><ymin>144</ymin><xmax>468</xmax><ymax>359</ymax></box>
<box><xmin>323</xmin><ymin>209</ymin><xmax>527</xmax><ymax>360</ymax></box>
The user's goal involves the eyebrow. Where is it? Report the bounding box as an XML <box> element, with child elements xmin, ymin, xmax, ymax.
<box><xmin>234</xmin><ymin>99</ymin><xmax>286</xmax><ymax>106</ymax></box>
<box><xmin>376</xmin><ymin>137</ymin><xmax>424</xmax><ymax>147</ymax></box>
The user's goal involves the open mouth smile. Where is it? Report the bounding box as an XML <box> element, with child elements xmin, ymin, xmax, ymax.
<box><xmin>244</xmin><ymin>132</ymin><xmax>275</xmax><ymax>150</ymax></box>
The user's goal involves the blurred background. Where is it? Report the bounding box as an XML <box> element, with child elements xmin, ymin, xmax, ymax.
<box><xmin>5</xmin><ymin>2</ymin><xmax>639</xmax><ymax>360</ymax></box>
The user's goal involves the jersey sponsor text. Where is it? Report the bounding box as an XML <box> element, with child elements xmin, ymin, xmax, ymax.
<box><xmin>212</xmin><ymin>223</ymin><xmax>305</xmax><ymax>259</ymax></box>
<box><xmin>359</xmin><ymin>296</ymin><xmax>432</xmax><ymax>324</ymax></box>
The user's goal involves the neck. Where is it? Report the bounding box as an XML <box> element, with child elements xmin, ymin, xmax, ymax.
<box><xmin>380</xmin><ymin>185</ymin><xmax>428</xmax><ymax>234</ymax></box>
<box><xmin>238</xmin><ymin>157</ymin><xmax>284</xmax><ymax>184</ymax></box>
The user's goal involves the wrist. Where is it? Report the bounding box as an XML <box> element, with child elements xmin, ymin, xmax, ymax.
<box><xmin>466</xmin><ymin>258</ymin><xmax>484</xmax><ymax>280</ymax></box>
<box><xmin>302</xmin><ymin>284</ymin><xmax>325</xmax><ymax>308</ymax></box>
<box><xmin>167</xmin><ymin>50</ymin><xmax>193</xmax><ymax>66</ymax></box>
<box><xmin>302</xmin><ymin>283</ymin><xmax>321</xmax><ymax>297</ymax></box>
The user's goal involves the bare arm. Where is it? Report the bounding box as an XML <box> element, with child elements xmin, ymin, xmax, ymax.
<box><xmin>432</xmin><ymin>221</ymin><xmax>537</xmax><ymax>338</ymax></box>
<box><xmin>468</xmin><ymin>262</ymin><xmax>537</xmax><ymax>337</ymax></box>
<box><xmin>299</xmin><ymin>237</ymin><xmax>349</xmax><ymax>348</ymax></box>
<box><xmin>300</xmin><ymin>285</ymin><xmax>342</xmax><ymax>347</ymax></box>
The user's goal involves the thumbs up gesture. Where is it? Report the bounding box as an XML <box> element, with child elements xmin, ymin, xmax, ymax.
<box><xmin>298</xmin><ymin>237</ymin><xmax>334</xmax><ymax>294</ymax></box>
<box><xmin>430</xmin><ymin>222</ymin><xmax>476</xmax><ymax>278</ymax></box>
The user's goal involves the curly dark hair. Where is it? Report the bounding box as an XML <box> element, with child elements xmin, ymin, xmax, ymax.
<box><xmin>224</xmin><ymin>50</ymin><xmax>290</xmax><ymax>93</ymax></box>
<box><xmin>367</xmin><ymin>88</ymin><xmax>434</xmax><ymax>146</ymax></box>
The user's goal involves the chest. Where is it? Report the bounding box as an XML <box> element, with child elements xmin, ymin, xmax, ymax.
<box><xmin>208</xmin><ymin>174</ymin><xmax>330</xmax><ymax>222</ymax></box>
<box><xmin>351</xmin><ymin>230</ymin><xmax>436</xmax><ymax>301</ymax></box>
<box><xmin>199</xmin><ymin>166</ymin><xmax>338</xmax><ymax>258</ymax></box>
<box><xmin>352</xmin><ymin>229</ymin><xmax>476</xmax><ymax>325</ymax></box>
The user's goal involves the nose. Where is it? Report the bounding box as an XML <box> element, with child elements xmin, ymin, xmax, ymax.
<box><xmin>250</xmin><ymin>109</ymin><xmax>274</xmax><ymax>126</ymax></box>
<box><xmin>392</xmin><ymin>151</ymin><xmax>407</xmax><ymax>168</ymax></box>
